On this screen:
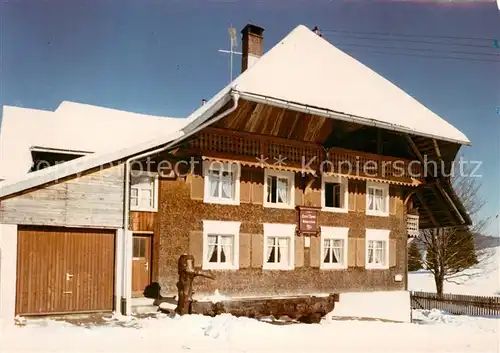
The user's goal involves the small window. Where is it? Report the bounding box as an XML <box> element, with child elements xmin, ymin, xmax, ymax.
<box><xmin>321</xmin><ymin>175</ymin><xmax>348</xmax><ymax>212</ymax></box>
<box><xmin>366</xmin><ymin>181</ymin><xmax>389</xmax><ymax>217</ymax></box>
<box><xmin>320</xmin><ymin>226</ymin><xmax>349</xmax><ymax>269</ymax></box>
<box><xmin>365</xmin><ymin>229</ymin><xmax>390</xmax><ymax>269</ymax></box>
<box><xmin>203</xmin><ymin>161</ymin><xmax>240</xmax><ymax>205</ymax></box>
<box><xmin>133</xmin><ymin>237</ymin><xmax>147</xmax><ymax>259</ymax></box>
<box><xmin>264</xmin><ymin>170</ymin><xmax>295</xmax><ymax>209</ymax></box>
<box><xmin>263</xmin><ymin>223</ymin><xmax>296</xmax><ymax>270</ymax></box>
<box><xmin>202</xmin><ymin>220</ymin><xmax>241</xmax><ymax>270</ymax></box>
<box><xmin>131</xmin><ymin>173</ymin><xmax>158</xmax><ymax>212</ymax></box>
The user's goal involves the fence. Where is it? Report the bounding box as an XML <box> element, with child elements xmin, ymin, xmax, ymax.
<box><xmin>411</xmin><ymin>291</ymin><xmax>500</xmax><ymax>316</ymax></box>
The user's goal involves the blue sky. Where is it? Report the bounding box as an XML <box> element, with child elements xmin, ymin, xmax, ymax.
<box><xmin>0</xmin><ymin>0</ymin><xmax>499</xmax><ymax>234</ymax></box>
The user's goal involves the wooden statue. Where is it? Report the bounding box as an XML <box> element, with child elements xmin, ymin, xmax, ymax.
<box><xmin>175</xmin><ymin>254</ymin><xmax>215</xmax><ymax>315</ymax></box>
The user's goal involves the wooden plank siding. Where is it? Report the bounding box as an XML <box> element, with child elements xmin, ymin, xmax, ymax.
<box><xmin>16</xmin><ymin>226</ymin><xmax>115</xmax><ymax>315</ymax></box>
<box><xmin>0</xmin><ymin>164</ymin><xmax>125</xmax><ymax>228</ymax></box>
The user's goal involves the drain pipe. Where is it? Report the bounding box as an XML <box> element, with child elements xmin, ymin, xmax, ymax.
<box><xmin>120</xmin><ymin>92</ymin><xmax>240</xmax><ymax>315</ymax></box>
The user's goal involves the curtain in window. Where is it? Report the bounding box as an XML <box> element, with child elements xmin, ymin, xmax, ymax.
<box><xmin>374</xmin><ymin>190</ymin><xmax>383</xmax><ymax>211</ymax></box>
<box><xmin>207</xmin><ymin>235</ymin><xmax>217</xmax><ymax>262</ymax></box>
<box><xmin>323</xmin><ymin>239</ymin><xmax>330</xmax><ymax>263</ymax></box>
<box><xmin>209</xmin><ymin>171</ymin><xmax>219</xmax><ymax>198</ymax></box>
<box><xmin>220</xmin><ymin>236</ymin><xmax>232</xmax><ymax>263</ymax></box>
<box><xmin>332</xmin><ymin>239</ymin><xmax>342</xmax><ymax>263</ymax></box>
<box><xmin>221</xmin><ymin>172</ymin><xmax>233</xmax><ymax>199</ymax></box>
<box><xmin>374</xmin><ymin>241</ymin><xmax>385</xmax><ymax>264</ymax></box>
<box><xmin>277</xmin><ymin>178</ymin><xmax>288</xmax><ymax>203</ymax></box>
<box><xmin>267</xmin><ymin>238</ymin><xmax>274</xmax><ymax>263</ymax></box>
<box><xmin>368</xmin><ymin>240</ymin><xmax>374</xmax><ymax>263</ymax></box>
<box><xmin>368</xmin><ymin>189</ymin><xmax>375</xmax><ymax>210</ymax></box>
<box><xmin>278</xmin><ymin>238</ymin><xmax>288</xmax><ymax>264</ymax></box>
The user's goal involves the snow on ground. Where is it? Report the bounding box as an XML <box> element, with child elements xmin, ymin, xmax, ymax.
<box><xmin>2</xmin><ymin>310</ymin><xmax>498</xmax><ymax>353</ymax></box>
<box><xmin>409</xmin><ymin>246</ymin><xmax>500</xmax><ymax>296</ymax></box>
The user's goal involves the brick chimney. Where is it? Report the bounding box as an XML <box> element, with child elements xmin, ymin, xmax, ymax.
<box><xmin>241</xmin><ymin>24</ymin><xmax>264</xmax><ymax>73</ymax></box>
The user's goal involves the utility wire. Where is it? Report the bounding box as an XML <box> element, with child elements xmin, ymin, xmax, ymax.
<box><xmin>320</xmin><ymin>28</ymin><xmax>497</xmax><ymax>42</ymax></box>
<box><xmin>323</xmin><ymin>38</ymin><xmax>500</xmax><ymax>58</ymax></box>
<box><xmin>333</xmin><ymin>45</ymin><xmax>500</xmax><ymax>64</ymax></box>
<box><xmin>323</xmin><ymin>33</ymin><xmax>494</xmax><ymax>49</ymax></box>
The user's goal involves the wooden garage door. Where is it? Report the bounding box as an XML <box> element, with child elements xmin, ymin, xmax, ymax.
<box><xmin>16</xmin><ymin>226</ymin><xmax>115</xmax><ymax>316</ymax></box>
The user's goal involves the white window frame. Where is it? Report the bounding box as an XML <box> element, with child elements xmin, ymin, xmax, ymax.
<box><xmin>203</xmin><ymin>160</ymin><xmax>241</xmax><ymax>206</ymax></box>
<box><xmin>202</xmin><ymin>220</ymin><xmax>241</xmax><ymax>270</ymax></box>
<box><xmin>321</xmin><ymin>174</ymin><xmax>348</xmax><ymax>213</ymax></box>
<box><xmin>263</xmin><ymin>169</ymin><xmax>295</xmax><ymax>209</ymax></box>
<box><xmin>263</xmin><ymin>223</ymin><xmax>296</xmax><ymax>270</ymax></box>
<box><xmin>320</xmin><ymin>226</ymin><xmax>349</xmax><ymax>269</ymax></box>
<box><xmin>366</xmin><ymin>181</ymin><xmax>389</xmax><ymax>217</ymax></box>
<box><xmin>130</xmin><ymin>171</ymin><xmax>159</xmax><ymax>212</ymax></box>
<box><xmin>365</xmin><ymin>229</ymin><xmax>390</xmax><ymax>270</ymax></box>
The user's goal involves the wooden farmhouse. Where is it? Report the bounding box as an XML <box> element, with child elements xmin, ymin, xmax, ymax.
<box><xmin>0</xmin><ymin>24</ymin><xmax>471</xmax><ymax>324</ymax></box>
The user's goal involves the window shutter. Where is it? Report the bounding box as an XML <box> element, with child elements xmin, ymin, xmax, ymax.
<box><xmin>357</xmin><ymin>184</ymin><xmax>366</xmax><ymax>212</ymax></box>
<box><xmin>188</xmin><ymin>231</ymin><xmax>204</xmax><ymax>267</ymax></box>
<box><xmin>295</xmin><ymin>236</ymin><xmax>305</xmax><ymax>267</ymax></box>
<box><xmin>309</xmin><ymin>190</ymin><xmax>321</xmax><ymax>207</ymax></box>
<box><xmin>348</xmin><ymin>190</ymin><xmax>356</xmax><ymax>211</ymax></box>
<box><xmin>348</xmin><ymin>237</ymin><xmax>357</xmax><ymax>267</ymax></box>
<box><xmin>239</xmin><ymin>233</ymin><xmax>252</xmax><ymax>268</ymax></box>
<box><xmin>389</xmin><ymin>239</ymin><xmax>397</xmax><ymax>267</ymax></box>
<box><xmin>310</xmin><ymin>235</ymin><xmax>321</xmax><ymax>267</ymax></box>
<box><xmin>389</xmin><ymin>196</ymin><xmax>396</xmax><ymax>215</ymax></box>
<box><xmin>251</xmin><ymin>233</ymin><xmax>264</xmax><ymax>268</ymax></box>
<box><xmin>252</xmin><ymin>183</ymin><xmax>264</xmax><ymax>204</ymax></box>
<box><xmin>295</xmin><ymin>188</ymin><xmax>304</xmax><ymax>207</ymax></box>
<box><xmin>356</xmin><ymin>238</ymin><xmax>365</xmax><ymax>267</ymax></box>
<box><xmin>190</xmin><ymin>175</ymin><xmax>204</xmax><ymax>201</ymax></box>
<box><xmin>240</xmin><ymin>181</ymin><xmax>251</xmax><ymax>203</ymax></box>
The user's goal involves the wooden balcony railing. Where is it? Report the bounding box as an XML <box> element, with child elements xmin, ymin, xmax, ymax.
<box><xmin>186</xmin><ymin>127</ymin><xmax>424</xmax><ymax>183</ymax></box>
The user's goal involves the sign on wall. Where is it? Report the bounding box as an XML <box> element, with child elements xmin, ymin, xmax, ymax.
<box><xmin>296</xmin><ymin>206</ymin><xmax>320</xmax><ymax>235</ymax></box>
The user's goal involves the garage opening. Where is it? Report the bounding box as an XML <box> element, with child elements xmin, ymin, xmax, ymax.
<box><xmin>16</xmin><ymin>226</ymin><xmax>115</xmax><ymax>316</ymax></box>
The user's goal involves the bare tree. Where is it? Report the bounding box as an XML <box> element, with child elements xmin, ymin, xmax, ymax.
<box><xmin>419</xmin><ymin>162</ymin><xmax>490</xmax><ymax>295</ymax></box>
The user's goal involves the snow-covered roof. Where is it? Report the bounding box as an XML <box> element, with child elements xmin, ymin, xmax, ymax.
<box><xmin>231</xmin><ymin>25</ymin><xmax>470</xmax><ymax>145</ymax></box>
<box><xmin>0</xmin><ymin>102</ymin><xmax>187</xmax><ymax>180</ymax></box>
<box><xmin>0</xmin><ymin>24</ymin><xmax>470</xmax><ymax>199</ymax></box>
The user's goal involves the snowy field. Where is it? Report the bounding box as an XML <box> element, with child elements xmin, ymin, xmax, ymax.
<box><xmin>2</xmin><ymin>309</ymin><xmax>498</xmax><ymax>353</ymax></box>
<box><xmin>409</xmin><ymin>246</ymin><xmax>500</xmax><ymax>296</ymax></box>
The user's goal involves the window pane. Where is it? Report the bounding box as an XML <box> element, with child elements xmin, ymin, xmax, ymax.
<box><xmin>220</xmin><ymin>172</ymin><xmax>233</xmax><ymax>199</ymax></box>
<box><xmin>278</xmin><ymin>238</ymin><xmax>289</xmax><ymax>264</ymax></box>
<box><xmin>207</xmin><ymin>235</ymin><xmax>218</xmax><ymax>263</ymax></box>
<box><xmin>133</xmin><ymin>238</ymin><xmax>140</xmax><ymax>258</ymax></box>
<box><xmin>220</xmin><ymin>235</ymin><xmax>233</xmax><ymax>263</ymax></box>
<box><xmin>368</xmin><ymin>190</ymin><xmax>375</xmax><ymax>210</ymax></box>
<box><xmin>325</xmin><ymin>183</ymin><xmax>342</xmax><ymax>208</ymax></box>
<box><xmin>267</xmin><ymin>237</ymin><xmax>277</xmax><ymax>263</ymax></box>
<box><xmin>277</xmin><ymin>178</ymin><xmax>288</xmax><ymax>204</ymax></box>
<box><xmin>267</xmin><ymin>176</ymin><xmax>277</xmax><ymax>203</ymax></box>
<box><xmin>209</xmin><ymin>172</ymin><xmax>220</xmax><ymax>198</ymax></box>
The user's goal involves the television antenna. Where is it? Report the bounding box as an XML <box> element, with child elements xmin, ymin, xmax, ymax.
<box><xmin>218</xmin><ymin>26</ymin><xmax>242</xmax><ymax>83</ymax></box>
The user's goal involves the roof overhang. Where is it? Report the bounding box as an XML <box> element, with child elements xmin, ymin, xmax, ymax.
<box><xmin>234</xmin><ymin>90</ymin><xmax>472</xmax><ymax>146</ymax></box>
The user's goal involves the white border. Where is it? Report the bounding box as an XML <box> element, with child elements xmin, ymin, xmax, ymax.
<box><xmin>263</xmin><ymin>169</ymin><xmax>295</xmax><ymax>210</ymax></box>
<box><xmin>321</xmin><ymin>174</ymin><xmax>348</xmax><ymax>213</ymax></box>
<box><xmin>203</xmin><ymin>160</ymin><xmax>241</xmax><ymax>206</ymax></box>
<box><xmin>365</xmin><ymin>229</ymin><xmax>390</xmax><ymax>270</ymax></box>
<box><xmin>202</xmin><ymin>220</ymin><xmax>241</xmax><ymax>270</ymax></box>
<box><xmin>130</xmin><ymin>171</ymin><xmax>159</xmax><ymax>212</ymax></box>
<box><xmin>263</xmin><ymin>223</ymin><xmax>296</xmax><ymax>270</ymax></box>
<box><xmin>0</xmin><ymin>223</ymin><xmax>17</xmax><ymax>326</ymax></box>
<box><xmin>366</xmin><ymin>181</ymin><xmax>389</xmax><ymax>217</ymax></box>
<box><xmin>320</xmin><ymin>226</ymin><xmax>349</xmax><ymax>269</ymax></box>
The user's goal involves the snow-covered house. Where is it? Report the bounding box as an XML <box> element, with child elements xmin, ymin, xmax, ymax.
<box><xmin>0</xmin><ymin>24</ymin><xmax>470</xmax><ymax>324</ymax></box>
